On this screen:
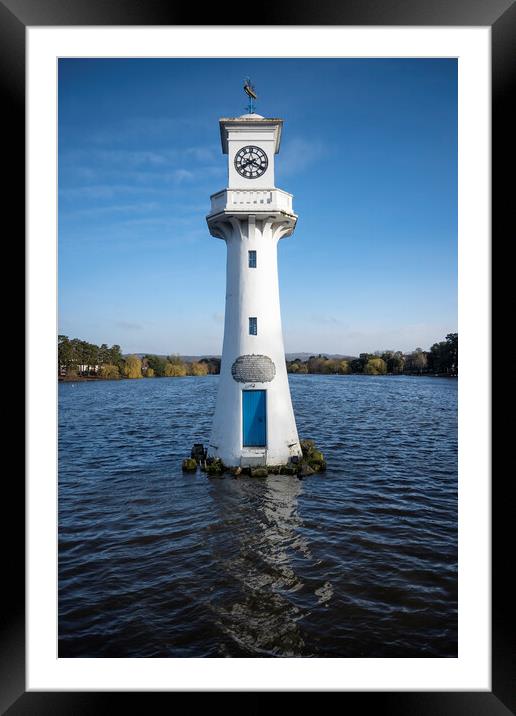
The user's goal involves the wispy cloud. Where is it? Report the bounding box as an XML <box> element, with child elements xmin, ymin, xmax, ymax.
<box><xmin>185</xmin><ymin>145</ymin><xmax>219</xmax><ymax>162</ymax></box>
<box><xmin>82</xmin><ymin>116</ymin><xmax>204</xmax><ymax>146</ymax></box>
<box><xmin>59</xmin><ymin>149</ymin><xmax>223</xmax><ymax>192</ymax></box>
<box><xmin>60</xmin><ymin>201</ymin><xmax>161</xmax><ymax>218</ymax></box>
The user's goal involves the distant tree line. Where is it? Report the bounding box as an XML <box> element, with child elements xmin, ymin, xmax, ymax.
<box><xmin>58</xmin><ymin>336</ymin><xmax>123</xmax><ymax>377</ymax></box>
<box><xmin>143</xmin><ymin>354</ymin><xmax>220</xmax><ymax>378</ymax></box>
<box><xmin>58</xmin><ymin>336</ymin><xmax>220</xmax><ymax>380</ymax></box>
<box><xmin>58</xmin><ymin>332</ymin><xmax>457</xmax><ymax>380</ymax></box>
<box><xmin>286</xmin><ymin>333</ymin><xmax>458</xmax><ymax>376</ymax></box>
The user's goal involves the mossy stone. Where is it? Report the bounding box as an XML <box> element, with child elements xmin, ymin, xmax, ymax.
<box><xmin>299</xmin><ymin>463</ymin><xmax>316</xmax><ymax>476</ymax></box>
<box><xmin>250</xmin><ymin>467</ymin><xmax>268</xmax><ymax>477</ymax></box>
<box><xmin>300</xmin><ymin>439</ymin><xmax>316</xmax><ymax>456</ymax></box>
<box><xmin>205</xmin><ymin>458</ymin><xmax>224</xmax><ymax>476</ymax></box>
<box><xmin>282</xmin><ymin>465</ymin><xmax>298</xmax><ymax>476</ymax></box>
<box><xmin>206</xmin><ymin>466</ymin><xmax>223</xmax><ymax>476</ymax></box>
<box><xmin>308</xmin><ymin>458</ymin><xmax>327</xmax><ymax>472</ymax></box>
<box><xmin>182</xmin><ymin>458</ymin><xmax>197</xmax><ymax>472</ymax></box>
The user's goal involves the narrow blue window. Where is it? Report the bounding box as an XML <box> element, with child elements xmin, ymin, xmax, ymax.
<box><xmin>249</xmin><ymin>317</ymin><xmax>257</xmax><ymax>335</ymax></box>
<box><xmin>248</xmin><ymin>250</ymin><xmax>257</xmax><ymax>268</ymax></box>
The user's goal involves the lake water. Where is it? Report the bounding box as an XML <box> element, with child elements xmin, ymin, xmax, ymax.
<box><xmin>58</xmin><ymin>374</ymin><xmax>457</xmax><ymax>658</ymax></box>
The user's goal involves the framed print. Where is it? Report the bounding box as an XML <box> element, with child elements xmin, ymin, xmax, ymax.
<box><xmin>8</xmin><ymin>0</ymin><xmax>512</xmax><ymax>711</ymax></box>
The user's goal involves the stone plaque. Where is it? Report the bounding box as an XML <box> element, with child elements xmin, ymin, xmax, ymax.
<box><xmin>231</xmin><ymin>354</ymin><xmax>276</xmax><ymax>383</ymax></box>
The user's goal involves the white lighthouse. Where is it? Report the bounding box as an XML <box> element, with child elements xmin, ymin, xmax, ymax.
<box><xmin>206</xmin><ymin>99</ymin><xmax>302</xmax><ymax>469</ymax></box>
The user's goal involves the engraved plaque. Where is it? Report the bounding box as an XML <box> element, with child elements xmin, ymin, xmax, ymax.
<box><xmin>231</xmin><ymin>354</ymin><xmax>276</xmax><ymax>383</ymax></box>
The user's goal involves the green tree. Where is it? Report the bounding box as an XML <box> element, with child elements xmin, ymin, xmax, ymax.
<box><xmin>189</xmin><ymin>361</ymin><xmax>209</xmax><ymax>376</ymax></box>
<box><xmin>69</xmin><ymin>339</ymin><xmax>99</xmax><ymax>375</ymax></box>
<box><xmin>98</xmin><ymin>343</ymin><xmax>110</xmax><ymax>365</ymax></box>
<box><xmin>146</xmin><ymin>367</ymin><xmax>155</xmax><ymax>378</ymax></box>
<box><xmin>199</xmin><ymin>357</ymin><xmax>221</xmax><ymax>374</ymax></box>
<box><xmin>307</xmin><ymin>355</ymin><xmax>329</xmax><ymax>373</ymax></box>
<box><xmin>380</xmin><ymin>350</ymin><xmax>405</xmax><ymax>374</ymax></box>
<box><xmin>58</xmin><ymin>335</ymin><xmax>74</xmax><ymax>374</ymax></box>
<box><xmin>364</xmin><ymin>357</ymin><xmax>387</xmax><ymax>375</ymax></box>
<box><xmin>445</xmin><ymin>333</ymin><xmax>458</xmax><ymax>374</ymax></box>
<box><xmin>323</xmin><ymin>359</ymin><xmax>341</xmax><ymax>374</ymax></box>
<box><xmin>145</xmin><ymin>354</ymin><xmax>168</xmax><ymax>377</ymax></box>
<box><xmin>109</xmin><ymin>344</ymin><xmax>123</xmax><ymax>369</ymax></box>
<box><xmin>391</xmin><ymin>351</ymin><xmax>405</xmax><ymax>374</ymax></box>
<box><xmin>338</xmin><ymin>360</ymin><xmax>350</xmax><ymax>374</ymax></box>
<box><xmin>123</xmin><ymin>355</ymin><xmax>143</xmax><ymax>379</ymax></box>
<box><xmin>430</xmin><ymin>333</ymin><xmax>458</xmax><ymax>374</ymax></box>
<box><xmin>350</xmin><ymin>358</ymin><xmax>363</xmax><ymax>373</ymax></box>
<box><xmin>99</xmin><ymin>363</ymin><xmax>120</xmax><ymax>379</ymax></box>
<box><xmin>164</xmin><ymin>362</ymin><xmax>187</xmax><ymax>377</ymax></box>
<box><xmin>359</xmin><ymin>353</ymin><xmax>374</xmax><ymax>371</ymax></box>
<box><xmin>407</xmin><ymin>348</ymin><xmax>428</xmax><ymax>375</ymax></box>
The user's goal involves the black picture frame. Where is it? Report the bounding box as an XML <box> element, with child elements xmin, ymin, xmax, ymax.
<box><xmin>10</xmin><ymin>0</ymin><xmax>510</xmax><ymax>711</ymax></box>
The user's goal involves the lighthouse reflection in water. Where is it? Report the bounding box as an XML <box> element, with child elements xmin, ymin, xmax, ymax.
<box><xmin>207</xmin><ymin>473</ymin><xmax>327</xmax><ymax>656</ymax></box>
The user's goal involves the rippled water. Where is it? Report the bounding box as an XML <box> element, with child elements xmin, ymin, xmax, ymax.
<box><xmin>58</xmin><ymin>374</ymin><xmax>457</xmax><ymax>657</ymax></box>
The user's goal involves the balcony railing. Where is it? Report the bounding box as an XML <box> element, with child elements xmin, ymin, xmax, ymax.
<box><xmin>209</xmin><ymin>188</ymin><xmax>294</xmax><ymax>215</ymax></box>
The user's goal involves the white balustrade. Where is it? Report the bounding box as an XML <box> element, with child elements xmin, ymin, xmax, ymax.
<box><xmin>209</xmin><ymin>189</ymin><xmax>293</xmax><ymax>215</ymax></box>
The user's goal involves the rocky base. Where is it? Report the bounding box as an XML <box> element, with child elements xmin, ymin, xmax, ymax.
<box><xmin>181</xmin><ymin>439</ymin><xmax>326</xmax><ymax>478</ymax></box>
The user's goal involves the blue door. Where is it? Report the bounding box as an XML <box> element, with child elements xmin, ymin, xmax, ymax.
<box><xmin>242</xmin><ymin>390</ymin><xmax>266</xmax><ymax>447</ymax></box>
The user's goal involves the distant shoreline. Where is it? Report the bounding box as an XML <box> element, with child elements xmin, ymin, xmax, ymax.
<box><xmin>59</xmin><ymin>334</ymin><xmax>457</xmax><ymax>380</ymax></box>
<box><xmin>58</xmin><ymin>373</ymin><xmax>457</xmax><ymax>383</ymax></box>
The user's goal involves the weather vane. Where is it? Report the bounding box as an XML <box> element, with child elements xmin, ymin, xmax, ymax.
<box><xmin>243</xmin><ymin>77</ymin><xmax>257</xmax><ymax>114</ymax></box>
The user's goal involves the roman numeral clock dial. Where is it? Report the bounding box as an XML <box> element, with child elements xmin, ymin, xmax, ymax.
<box><xmin>234</xmin><ymin>146</ymin><xmax>268</xmax><ymax>179</ymax></box>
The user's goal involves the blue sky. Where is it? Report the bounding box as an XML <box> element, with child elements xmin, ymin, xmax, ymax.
<box><xmin>58</xmin><ymin>58</ymin><xmax>457</xmax><ymax>356</ymax></box>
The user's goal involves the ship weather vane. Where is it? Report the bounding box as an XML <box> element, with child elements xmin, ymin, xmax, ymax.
<box><xmin>243</xmin><ymin>77</ymin><xmax>258</xmax><ymax>114</ymax></box>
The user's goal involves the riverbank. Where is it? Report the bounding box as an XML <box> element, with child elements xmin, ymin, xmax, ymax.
<box><xmin>59</xmin><ymin>372</ymin><xmax>457</xmax><ymax>383</ymax></box>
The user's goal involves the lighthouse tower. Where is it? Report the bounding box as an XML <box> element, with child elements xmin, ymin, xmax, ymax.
<box><xmin>206</xmin><ymin>104</ymin><xmax>302</xmax><ymax>468</ymax></box>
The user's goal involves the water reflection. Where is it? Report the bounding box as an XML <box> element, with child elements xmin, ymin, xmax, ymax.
<box><xmin>207</xmin><ymin>474</ymin><xmax>314</xmax><ymax>656</ymax></box>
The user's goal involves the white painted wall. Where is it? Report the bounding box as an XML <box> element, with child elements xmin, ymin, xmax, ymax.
<box><xmin>207</xmin><ymin>115</ymin><xmax>301</xmax><ymax>466</ymax></box>
<box><xmin>206</xmin><ymin>114</ymin><xmax>302</xmax><ymax>467</ymax></box>
<box><xmin>207</xmin><ymin>215</ymin><xmax>302</xmax><ymax>466</ymax></box>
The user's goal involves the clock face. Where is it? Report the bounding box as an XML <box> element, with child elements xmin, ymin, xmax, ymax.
<box><xmin>234</xmin><ymin>146</ymin><xmax>268</xmax><ymax>179</ymax></box>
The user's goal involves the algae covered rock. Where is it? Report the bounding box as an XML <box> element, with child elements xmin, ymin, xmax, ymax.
<box><xmin>299</xmin><ymin>462</ymin><xmax>316</xmax><ymax>476</ymax></box>
<box><xmin>281</xmin><ymin>465</ymin><xmax>298</xmax><ymax>476</ymax></box>
<box><xmin>297</xmin><ymin>439</ymin><xmax>328</xmax><ymax>474</ymax></box>
<box><xmin>300</xmin><ymin>439</ymin><xmax>316</xmax><ymax>457</ymax></box>
<box><xmin>182</xmin><ymin>458</ymin><xmax>198</xmax><ymax>472</ymax></box>
<box><xmin>307</xmin><ymin>449</ymin><xmax>327</xmax><ymax>472</ymax></box>
<box><xmin>205</xmin><ymin>458</ymin><xmax>224</xmax><ymax>476</ymax></box>
<box><xmin>250</xmin><ymin>466</ymin><xmax>268</xmax><ymax>477</ymax></box>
